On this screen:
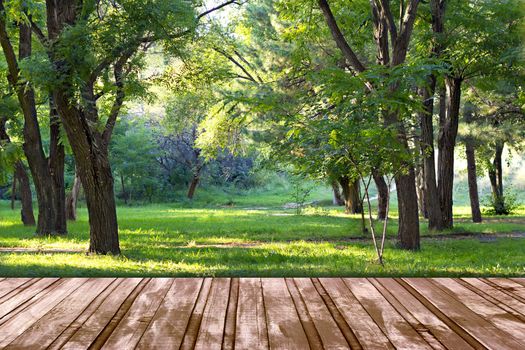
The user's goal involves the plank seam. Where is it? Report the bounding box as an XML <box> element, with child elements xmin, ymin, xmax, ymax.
<box><xmin>311</xmin><ymin>278</ymin><xmax>362</xmax><ymax>349</ymax></box>
<box><xmin>397</xmin><ymin>278</ymin><xmax>485</xmax><ymax>350</ymax></box>
<box><xmin>88</xmin><ymin>277</ymin><xmax>151</xmax><ymax>350</ymax></box>
<box><xmin>285</xmin><ymin>278</ymin><xmax>323</xmax><ymax>349</ymax></box>
<box><xmin>222</xmin><ymin>277</ymin><xmax>239</xmax><ymax>350</ymax></box>
<box><xmin>482</xmin><ymin>278</ymin><xmax>525</xmax><ymax>303</ymax></box>
<box><xmin>368</xmin><ymin>278</ymin><xmax>447</xmax><ymax>350</ymax></box>
<box><xmin>179</xmin><ymin>277</ymin><xmax>213</xmax><ymax>350</ymax></box>
<box><xmin>46</xmin><ymin>278</ymin><xmax>124</xmax><ymax>349</ymax></box>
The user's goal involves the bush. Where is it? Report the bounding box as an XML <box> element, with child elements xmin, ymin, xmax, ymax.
<box><xmin>483</xmin><ymin>189</ymin><xmax>520</xmax><ymax>215</ymax></box>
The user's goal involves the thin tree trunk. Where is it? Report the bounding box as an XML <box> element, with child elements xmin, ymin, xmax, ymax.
<box><xmin>187</xmin><ymin>176</ymin><xmax>200</xmax><ymax>199</ymax></box>
<box><xmin>372</xmin><ymin>170</ymin><xmax>388</xmax><ymax>220</ymax></box>
<box><xmin>415</xmin><ymin>163</ymin><xmax>427</xmax><ymax>218</ymax></box>
<box><xmin>331</xmin><ymin>180</ymin><xmax>344</xmax><ymax>206</ymax></box>
<box><xmin>10</xmin><ymin>171</ymin><xmax>16</xmax><ymax>210</ymax></box>
<box><xmin>15</xmin><ymin>162</ymin><xmax>36</xmax><ymax>225</ymax></box>
<box><xmin>438</xmin><ymin>77</ymin><xmax>462</xmax><ymax>229</ymax></box>
<box><xmin>494</xmin><ymin>142</ymin><xmax>504</xmax><ymax>197</ymax></box>
<box><xmin>419</xmin><ymin>76</ymin><xmax>444</xmax><ymax>230</ymax></box>
<box><xmin>0</xmin><ymin>117</ymin><xmax>35</xmax><ymax>224</ymax></box>
<box><xmin>464</xmin><ymin>103</ymin><xmax>482</xmax><ymax>223</ymax></box>
<box><xmin>49</xmin><ymin>97</ymin><xmax>66</xmax><ymax>233</ymax></box>
<box><xmin>120</xmin><ymin>173</ymin><xmax>128</xmax><ymax>205</ymax></box>
<box><xmin>66</xmin><ymin>169</ymin><xmax>81</xmax><ymax>221</ymax></box>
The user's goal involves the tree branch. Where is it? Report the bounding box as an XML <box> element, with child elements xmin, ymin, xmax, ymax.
<box><xmin>214</xmin><ymin>47</ymin><xmax>258</xmax><ymax>83</ymax></box>
<box><xmin>197</xmin><ymin>0</ymin><xmax>241</xmax><ymax>20</ymax></box>
<box><xmin>318</xmin><ymin>0</ymin><xmax>366</xmax><ymax>73</ymax></box>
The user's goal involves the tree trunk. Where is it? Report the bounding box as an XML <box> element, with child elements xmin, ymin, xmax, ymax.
<box><xmin>120</xmin><ymin>173</ymin><xmax>128</xmax><ymax>205</ymax></box>
<box><xmin>10</xmin><ymin>172</ymin><xmax>16</xmax><ymax>210</ymax></box>
<box><xmin>339</xmin><ymin>176</ymin><xmax>362</xmax><ymax>214</ymax></box>
<box><xmin>0</xmin><ymin>117</ymin><xmax>35</xmax><ymax>224</ymax></box>
<box><xmin>66</xmin><ymin>169</ymin><xmax>81</xmax><ymax>221</ymax></box>
<box><xmin>187</xmin><ymin>175</ymin><xmax>200</xmax><ymax>199</ymax></box>
<box><xmin>488</xmin><ymin>141</ymin><xmax>504</xmax><ymax>198</ymax></box>
<box><xmin>49</xmin><ymin>97</ymin><xmax>66</xmax><ymax>233</ymax></box>
<box><xmin>331</xmin><ymin>180</ymin><xmax>345</xmax><ymax>206</ymax></box>
<box><xmin>419</xmin><ymin>77</ymin><xmax>444</xmax><ymax>230</ymax></box>
<box><xmin>438</xmin><ymin>77</ymin><xmax>462</xmax><ymax>229</ymax></box>
<box><xmin>415</xmin><ymin>163</ymin><xmax>427</xmax><ymax>218</ymax></box>
<box><xmin>372</xmin><ymin>170</ymin><xmax>388</xmax><ymax>220</ymax></box>
<box><xmin>53</xmin><ymin>91</ymin><xmax>121</xmax><ymax>255</ymax></box>
<box><xmin>464</xmin><ymin>104</ymin><xmax>482</xmax><ymax>223</ymax></box>
<box><xmin>47</xmin><ymin>0</ymin><xmax>120</xmax><ymax>254</ymax></box>
<box><xmin>395</xmin><ymin>169</ymin><xmax>421</xmax><ymax>250</ymax></box>
<box><xmin>14</xmin><ymin>162</ymin><xmax>36</xmax><ymax>226</ymax></box>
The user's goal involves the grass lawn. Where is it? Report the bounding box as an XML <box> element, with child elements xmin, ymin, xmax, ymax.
<box><xmin>0</xmin><ymin>197</ymin><xmax>524</xmax><ymax>277</ymax></box>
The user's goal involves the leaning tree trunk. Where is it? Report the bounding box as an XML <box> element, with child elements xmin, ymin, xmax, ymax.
<box><xmin>438</xmin><ymin>77</ymin><xmax>462</xmax><ymax>229</ymax></box>
<box><xmin>372</xmin><ymin>170</ymin><xmax>388</xmax><ymax>220</ymax></box>
<box><xmin>14</xmin><ymin>162</ymin><xmax>36</xmax><ymax>226</ymax></box>
<box><xmin>66</xmin><ymin>169</ymin><xmax>81</xmax><ymax>221</ymax></box>
<box><xmin>187</xmin><ymin>175</ymin><xmax>200</xmax><ymax>200</ymax></box>
<box><xmin>331</xmin><ymin>180</ymin><xmax>345</xmax><ymax>206</ymax></box>
<box><xmin>339</xmin><ymin>176</ymin><xmax>362</xmax><ymax>214</ymax></box>
<box><xmin>464</xmin><ymin>104</ymin><xmax>482</xmax><ymax>223</ymax></box>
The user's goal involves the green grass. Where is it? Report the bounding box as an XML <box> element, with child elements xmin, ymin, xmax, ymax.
<box><xmin>0</xmin><ymin>196</ymin><xmax>524</xmax><ymax>277</ymax></box>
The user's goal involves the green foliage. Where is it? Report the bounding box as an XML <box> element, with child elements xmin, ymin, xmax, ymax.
<box><xmin>483</xmin><ymin>189</ymin><xmax>521</xmax><ymax>216</ymax></box>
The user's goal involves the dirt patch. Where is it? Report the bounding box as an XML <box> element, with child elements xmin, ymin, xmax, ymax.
<box><xmin>0</xmin><ymin>248</ymin><xmax>83</xmax><ymax>254</ymax></box>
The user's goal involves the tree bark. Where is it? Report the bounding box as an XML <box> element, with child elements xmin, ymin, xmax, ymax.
<box><xmin>66</xmin><ymin>169</ymin><xmax>81</xmax><ymax>221</ymax></box>
<box><xmin>488</xmin><ymin>141</ymin><xmax>504</xmax><ymax>198</ymax></box>
<box><xmin>14</xmin><ymin>162</ymin><xmax>36</xmax><ymax>226</ymax></box>
<box><xmin>339</xmin><ymin>176</ymin><xmax>363</xmax><ymax>214</ymax></box>
<box><xmin>438</xmin><ymin>77</ymin><xmax>462</xmax><ymax>229</ymax></box>
<box><xmin>331</xmin><ymin>180</ymin><xmax>345</xmax><ymax>206</ymax></box>
<box><xmin>464</xmin><ymin>104</ymin><xmax>482</xmax><ymax>223</ymax></box>
<box><xmin>372</xmin><ymin>170</ymin><xmax>388</xmax><ymax>220</ymax></box>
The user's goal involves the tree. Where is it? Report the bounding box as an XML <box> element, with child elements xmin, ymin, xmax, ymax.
<box><xmin>318</xmin><ymin>0</ymin><xmax>422</xmax><ymax>250</ymax></box>
<box><xmin>40</xmin><ymin>0</ymin><xmax>197</xmax><ymax>254</ymax></box>
<box><xmin>462</xmin><ymin>102</ymin><xmax>482</xmax><ymax>222</ymax></box>
<box><xmin>0</xmin><ymin>1</ymin><xmax>66</xmax><ymax>235</ymax></box>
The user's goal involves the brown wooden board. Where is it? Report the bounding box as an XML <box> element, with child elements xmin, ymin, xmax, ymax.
<box><xmin>235</xmin><ymin>278</ymin><xmax>269</xmax><ymax>350</ymax></box>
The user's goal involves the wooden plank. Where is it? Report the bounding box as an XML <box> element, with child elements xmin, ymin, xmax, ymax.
<box><xmin>102</xmin><ymin>278</ymin><xmax>173</xmax><ymax>349</ymax></box>
<box><xmin>0</xmin><ymin>278</ymin><xmax>86</xmax><ymax>348</ymax></box>
<box><xmin>194</xmin><ymin>278</ymin><xmax>231</xmax><ymax>350</ymax></box>
<box><xmin>180</xmin><ymin>278</ymin><xmax>213</xmax><ymax>350</ymax></box>
<box><xmin>137</xmin><ymin>278</ymin><xmax>203</xmax><ymax>350</ymax></box>
<box><xmin>485</xmin><ymin>278</ymin><xmax>525</xmax><ymax>301</ymax></box>
<box><xmin>460</xmin><ymin>278</ymin><xmax>525</xmax><ymax>319</ymax></box>
<box><xmin>293</xmin><ymin>278</ymin><xmax>349</xmax><ymax>349</ymax></box>
<box><xmin>285</xmin><ymin>278</ymin><xmax>323</xmax><ymax>349</ymax></box>
<box><xmin>0</xmin><ymin>278</ymin><xmax>59</xmax><ymax>323</ymax></box>
<box><xmin>222</xmin><ymin>277</ymin><xmax>239</xmax><ymax>350</ymax></box>
<box><xmin>262</xmin><ymin>278</ymin><xmax>310</xmax><ymax>350</ymax></box>
<box><xmin>432</xmin><ymin>278</ymin><xmax>525</xmax><ymax>343</ymax></box>
<box><xmin>403</xmin><ymin>278</ymin><xmax>524</xmax><ymax>350</ymax></box>
<box><xmin>374</xmin><ymin>279</ymin><xmax>475</xmax><ymax>350</ymax></box>
<box><xmin>319</xmin><ymin>278</ymin><xmax>392</xmax><ymax>350</ymax></box>
<box><xmin>235</xmin><ymin>278</ymin><xmax>269</xmax><ymax>350</ymax></box>
<box><xmin>343</xmin><ymin>278</ymin><xmax>432</xmax><ymax>350</ymax></box>
<box><xmin>0</xmin><ymin>278</ymin><xmax>33</xmax><ymax>300</ymax></box>
<box><xmin>47</xmin><ymin>278</ymin><xmax>126</xmax><ymax>350</ymax></box>
<box><xmin>511</xmin><ymin>278</ymin><xmax>525</xmax><ymax>287</ymax></box>
<box><xmin>73</xmin><ymin>278</ymin><xmax>147</xmax><ymax>350</ymax></box>
<box><xmin>6</xmin><ymin>278</ymin><xmax>115</xmax><ymax>349</ymax></box>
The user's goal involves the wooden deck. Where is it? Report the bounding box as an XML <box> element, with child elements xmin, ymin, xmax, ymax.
<box><xmin>0</xmin><ymin>278</ymin><xmax>524</xmax><ymax>349</ymax></box>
